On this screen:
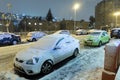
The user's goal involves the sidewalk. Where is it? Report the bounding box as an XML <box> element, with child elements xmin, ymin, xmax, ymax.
<box><xmin>115</xmin><ymin>66</ymin><xmax>120</xmax><ymax>80</ymax></box>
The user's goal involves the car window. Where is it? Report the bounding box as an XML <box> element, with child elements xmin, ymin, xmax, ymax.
<box><xmin>56</xmin><ymin>38</ymin><xmax>65</xmax><ymax>47</ymax></box>
<box><xmin>90</xmin><ymin>32</ymin><xmax>101</xmax><ymax>36</ymax></box>
<box><xmin>104</xmin><ymin>32</ymin><xmax>108</xmax><ymax>36</ymax></box>
<box><xmin>102</xmin><ymin>32</ymin><xmax>105</xmax><ymax>36</ymax></box>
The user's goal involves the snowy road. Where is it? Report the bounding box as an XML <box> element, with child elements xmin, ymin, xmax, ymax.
<box><xmin>0</xmin><ymin>42</ymin><xmax>35</xmax><ymax>71</ymax></box>
<box><xmin>0</xmin><ymin>35</ymin><xmax>120</xmax><ymax>80</ymax></box>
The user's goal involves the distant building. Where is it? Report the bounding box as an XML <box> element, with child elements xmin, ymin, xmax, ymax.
<box><xmin>95</xmin><ymin>0</ymin><xmax>120</xmax><ymax>29</ymax></box>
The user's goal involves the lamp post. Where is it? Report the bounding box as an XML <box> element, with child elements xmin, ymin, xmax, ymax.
<box><xmin>114</xmin><ymin>12</ymin><xmax>120</xmax><ymax>27</ymax></box>
<box><xmin>73</xmin><ymin>3</ymin><xmax>80</xmax><ymax>31</ymax></box>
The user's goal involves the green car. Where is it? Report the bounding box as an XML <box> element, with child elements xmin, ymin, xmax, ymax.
<box><xmin>84</xmin><ymin>30</ymin><xmax>110</xmax><ymax>46</ymax></box>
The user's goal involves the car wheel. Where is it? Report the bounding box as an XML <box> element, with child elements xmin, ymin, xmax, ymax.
<box><xmin>98</xmin><ymin>41</ymin><xmax>102</xmax><ymax>47</ymax></box>
<box><xmin>72</xmin><ymin>48</ymin><xmax>79</xmax><ymax>58</ymax></box>
<box><xmin>32</xmin><ymin>38</ymin><xmax>36</xmax><ymax>42</ymax></box>
<box><xmin>12</xmin><ymin>40</ymin><xmax>17</xmax><ymax>45</ymax></box>
<box><xmin>41</xmin><ymin>61</ymin><xmax>53</xmax><ymax>74</ymax></box>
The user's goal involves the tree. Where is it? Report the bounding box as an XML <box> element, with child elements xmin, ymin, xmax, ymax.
<box><xmin>59</xmin><ymin>18</ymin><xmax>66</xmax><ymax>30</ymax></box>
<box><xmin>80</xmin><ymin>19</ymin><xmax>85</xmax><ymax>23</ymax></box>
<box><xmin>79</xmin><ymin>19</ymin><xmax>85</xmax><ymax>29</ymax></box>
<box><xmin>46</xmin><ymin>8</ymin><xmax>54</xmax><ymax>22</ymax></box>
<box><xmin>89</xmin><ymin>16</ymin><xmax>95</xmax><ymax>28</ymax></box>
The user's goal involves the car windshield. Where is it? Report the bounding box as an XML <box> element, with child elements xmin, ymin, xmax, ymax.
<box><xmin>89</xmin><ymin>32</ymin><xmax>101</xmax><ymax>36</ymax></box>
<box><xmin>31</xmin><ymin>36</ymin><xmax>57</xmax><ymax>50</ymax></box>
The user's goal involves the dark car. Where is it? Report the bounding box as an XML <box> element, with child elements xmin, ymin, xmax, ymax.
<box><xmin>0</xmin><ymin>32</ymin><xmax>21</xmax><ymax>45</ymax></box>
<box><xmin>110</xmin><ymin>28</ymin><xmax>120</xmax><ymax>38</ymax></box>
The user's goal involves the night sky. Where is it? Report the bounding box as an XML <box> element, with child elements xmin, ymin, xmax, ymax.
<box><xmin>0</xmin><ymin>0</ymin><xmax>102</xmax><ymax>21</ymax></box>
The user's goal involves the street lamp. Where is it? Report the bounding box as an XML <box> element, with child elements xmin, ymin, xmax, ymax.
<box><xmin>114</xmin><ymin>12</ymin><xmax>120</xmax><ymax>27</ymax></box>
<box><xmin>73</xmin><ymin>3</ymin><xmax>80</xmax><ymax>31</ymax></box>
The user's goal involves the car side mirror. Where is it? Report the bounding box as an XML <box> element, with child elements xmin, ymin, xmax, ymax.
<box><xmin>54</xmin><ymin>46</ymin><xmax>61</xmax><ymax>50</ymax></box>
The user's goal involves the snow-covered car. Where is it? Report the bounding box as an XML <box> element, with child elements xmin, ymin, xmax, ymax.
<box><xmin>0</xmin><ymin>32</ymin><xmax>21</xmax><ymax>45</ymax></box>
<box><xmin>14</xmin><ymin>34</ymin><xmax>80</xmax><ymax>75</ymax></box>
<box><xmin>84</xmin><ymin>30</ymin><xmax>110</xmax><ymax>46</ymax></box>
<box><xmin>76</xmin><ymin>29</ymin><xmax>88</xmax><ymax>35</ymax></box>
<box><xmin>26</xmin><ymin>31</ymin><xmax>46</xmax><ymax>42</ymax></box>
<box><xmin>54</xmin><ymin>30</ymin><xmax>70</xmax><ymax>35</ymax></box>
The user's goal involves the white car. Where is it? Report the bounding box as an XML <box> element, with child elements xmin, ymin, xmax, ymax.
<box><xmin>26</xmin><ymin>31</ymin><xmax>46</xmax><ymax>42</ymax></box>
<box><xmin>76</xmin><ymin>29</ymin><xmax>88</xmax><ymax>35</ymax></box>
<box><xmin>14</xmin><ymin>34</ymin><xmax>80</xmax><ymax>75</ymax></box>
<box><xmin>54</xmin><ymin>30</ymin><xmax>70</xmax><ymax>35</ymax></box>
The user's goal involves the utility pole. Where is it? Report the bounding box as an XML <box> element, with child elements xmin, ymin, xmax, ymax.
<box><xmin>6</xmin><ymin>3</ymin><xmax>12</xmax><ymax>32</ymax></box>
<box><xmin>103</xmin><ymin>0</ymin><xmax>106</xmax><ymax>26</ymax></box>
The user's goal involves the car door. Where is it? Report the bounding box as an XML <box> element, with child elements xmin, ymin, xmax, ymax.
<box><xmin>64</xmin><ymin>36</ymin><xmax>75</xmax><ymax>56</ymax></box>
<box><xmin>101</xmin><ymin>32</ymin><xmax>107</xmax><ymax>43</ymax></box>
<box><xmin>52</xmin><ymin>38</ymin><xmax>70</xmax><ymax>63</ymax></box>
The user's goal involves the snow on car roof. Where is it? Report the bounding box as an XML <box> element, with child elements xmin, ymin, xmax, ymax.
<box><xmin>32</xmin><ymin>34</ymin><xmax>69</xmax><ymax>50</ymax></box>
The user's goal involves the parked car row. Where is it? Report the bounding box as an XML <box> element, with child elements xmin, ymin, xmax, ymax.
<box><xmin>0</xmin><ymin>30</ymin><xmax>71</xmax><ymax>46</ymax></box>
<box><xmin>12</xmin><ymin>29</ymin><xmax>117</xmax><ymax>76</ymax></box>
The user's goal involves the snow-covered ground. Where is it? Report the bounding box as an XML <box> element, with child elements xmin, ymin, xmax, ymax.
<box><xmin>0</xmin><ymin>35</ymin><xmax>120</xmax><ymax>80</ymax></box>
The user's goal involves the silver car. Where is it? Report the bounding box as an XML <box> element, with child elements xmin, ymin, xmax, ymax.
<box><xmin>14</xmin><ymin>34</ymin><xmax>80</xmax><ymax>75</ymax></box>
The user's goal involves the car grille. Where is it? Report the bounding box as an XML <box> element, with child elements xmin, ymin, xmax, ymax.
<box><xmin>16</xmin><ymin>58</ymin><xmax>24</xmax><ymax>63</ymax></box>
<box><xmin>14</xmin><ymin>64</ymin><xmax>25</xmax><ymax>73</ymax></box>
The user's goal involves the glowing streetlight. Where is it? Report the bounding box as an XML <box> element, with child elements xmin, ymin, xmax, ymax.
<box><xmin>73</xmin><ymin>3</ymin><xmax>80</xmax><ymax>31</ymax></box>
<box><xmin>114</xmin><ymin>12</ymin><xmax>120</xmax><ymax>27</ymax></box>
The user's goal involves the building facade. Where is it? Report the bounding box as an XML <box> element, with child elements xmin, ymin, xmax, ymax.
<box><xmin>95</xmin><ymin>0</ymin><xmax>120</xmax><ymax>29</ymax></box>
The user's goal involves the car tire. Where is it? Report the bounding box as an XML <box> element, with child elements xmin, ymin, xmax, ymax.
<box><xmin>98</xmin><ymin>41</ymin><xmax>102</xmax><ymax>47</ymax></box>
<box><xmin>32</xmin><ymin>38</ymin><xmax>36</xmax><ymax>42</ymax></box>
<box><xmin>72</xmin><ymin>48</ymin><xmax>79</xmax><ymax>58</ymax></box>
<box><xmin>12</xmin><ymin>40</ymin><xmax>17</xmax><ymax>45</ymax></box>
<box><xmin>107</xmin><ymin>38</ymin><xmax>110</xmax><ymax>43</ymax></box>
<box><xmin>111</xmin><ymin>36</ymin><xmax>113</xmax><ymax>38</ymax></box>
<box><xmin>41</xmin><ymin>61</ymin><xmax>53</xmax><ymax>74</ymax></box>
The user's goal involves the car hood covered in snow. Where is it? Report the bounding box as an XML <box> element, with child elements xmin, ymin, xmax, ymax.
<box><xmin>15</xmin><ymin>48</ymin><xmax>49</xmax><ymax>60</ymax></box>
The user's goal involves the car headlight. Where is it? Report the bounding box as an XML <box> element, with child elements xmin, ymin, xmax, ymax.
<box><xmin>26</xmin><ymin>57</ymin><xmax>39</xmax><ymax>65</ymax></box>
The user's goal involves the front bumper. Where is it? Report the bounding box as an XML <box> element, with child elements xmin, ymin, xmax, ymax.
<box><xmin>84</xmin><ymin>40</ymin><xmax>99</xmax><ymax>46</ymax></box>
<box><xmin>14</xmin><ymin>61</ymin><xmax>41</xmax><ymax>75</ymax></box>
